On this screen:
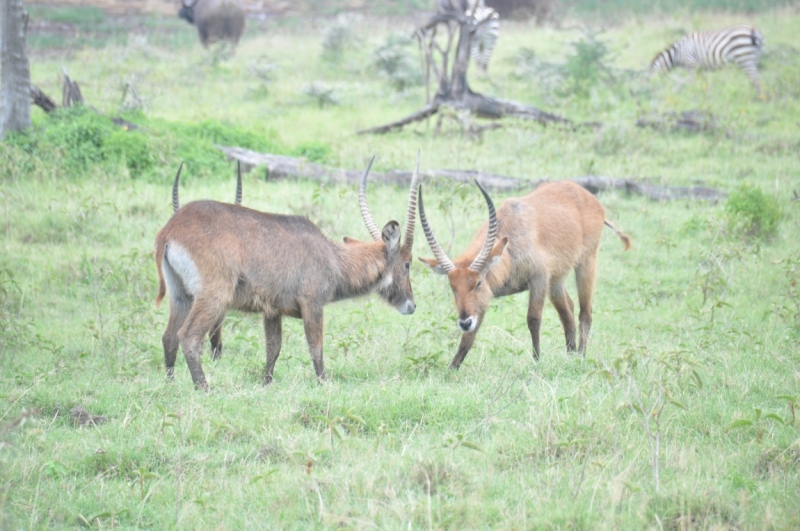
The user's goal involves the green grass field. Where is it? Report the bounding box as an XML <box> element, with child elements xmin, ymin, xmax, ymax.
<box><xmin>2</xmin><ymin>2</ymin><xmax>799</xmax><ymax>529</ymax></box>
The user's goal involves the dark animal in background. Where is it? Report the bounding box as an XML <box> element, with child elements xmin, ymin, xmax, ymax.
<box><xmin>650</xmin><ymin>24</ymin><xmax>765</xmax><ymax>95</ymax></box>
<box><xmin>179</xmin><ymin>0</ymin><xmax>245</xmax><ymax>49</ymax></box>
<box><xmin>418</xmin><ymin>180</ymin><xmax>630</xmax><ymax>369</ymax></box>
<box><xmin>155</xmin><ymin>157</ymin><xmax>420</xmax><ymax>390</ymax></box>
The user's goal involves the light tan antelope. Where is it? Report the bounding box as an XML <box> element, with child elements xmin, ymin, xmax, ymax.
<box><xmin>155</xmin><ymin>157</ymin><xmax>419</xmax><ymax>389</ymax></box>
<box><xmin>418</xmin><ymin>180</ymin><xmax>630</xmax><ymax>369</ymax></box>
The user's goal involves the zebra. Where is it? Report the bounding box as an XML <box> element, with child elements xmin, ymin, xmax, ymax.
<box><xmin>650</xmin><ymin>24</ymin><xmax>765</xmax><ymax>94</ymax></box>
<box><xmin>469</xmin><ymin>2</ymin><xmax>500</xmax><ymax>73</ymax></box>
<box><xmin>436</xmin><ymin>0</ymin><xmax>500</xmax><ymax>73</ymax></box>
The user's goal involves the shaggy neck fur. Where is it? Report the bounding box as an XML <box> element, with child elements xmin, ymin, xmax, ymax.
<box><xmin>332</xmin><ymin>240</ymin><xmax>388</xmax><ymax>302</ymax></box>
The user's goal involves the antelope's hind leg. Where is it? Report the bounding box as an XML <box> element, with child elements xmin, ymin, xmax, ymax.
<box><xmin>299</xmin><ymin>302</ymin><xmax>326</xmax><ymax>381</ymax></box>
<box><xmin>177</xmin><ymin>296</ymin><xmax>227</xmax><ymax>391</ymax></box>
<box><xmin>263</xmin><ymin>315</ymin><xmax>282</xmax><ymax>385</ymax></box>
<box><xmin>163</xmin><ymin>298</ymin><xmax>191</xmax><ymax>380</ymax></box>
<box><xmin>549</xmin><ymin>278</ymin><xmax>577</xmax><ymax>352</ymax></box>
<box><xmin>575</xmin><ymin>254</ymin><xmax>598</xmax><ymax>354</ymax></box>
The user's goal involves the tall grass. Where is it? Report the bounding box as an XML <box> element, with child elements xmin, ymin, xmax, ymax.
<box><xmin>1</xmin><ymin>4</ymin><xmax>799</xmax><ymax>529</ymax></box>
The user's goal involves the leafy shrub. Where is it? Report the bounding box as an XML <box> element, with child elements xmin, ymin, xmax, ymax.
<box><xmin>372</xmin><ymin>34</ymin><xmax>423</xmax><ymax>92</ymax></box>
<box><xmin>513</xmin><ymin>31</ymin><xmax>629</xmax><ymax>98</ymax></box>
<box><xmin>301</xmin><ymin>82</ymin><xmax>339</xmax><ymax>108</ymax></box>
<box><xmin>725</xmin><ymin>183</ymin><xmax>781</xmax><ymax>237</ymax></box>
<box><xmin>321</xmin><ymin>14</ymin><xmax>359</xmax><ymax>62</ymax></box>
<box><xmin>6</xmin><ymin>106</ymin><xmax>147</xmax><ymax>176</ymax></box>
<box><xmin>558</xmin><ymin>31</ymin><xmax>615</xmax><ymax>98</ymax></box>
<box><xmin>5</xmin><ymin>107</ymin><xmax>285</xmax><ymax>182</ymax></box>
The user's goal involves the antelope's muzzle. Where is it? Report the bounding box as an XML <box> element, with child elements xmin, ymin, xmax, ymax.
<box><xmin>458</xmin><ymin>316</ymin><xmax>477</xmax><ymax>332</ymax></box>
<box><xmin>398</xmin><ymin>299</ymin><xmax>416</xmax><ymax>315</ymax></box>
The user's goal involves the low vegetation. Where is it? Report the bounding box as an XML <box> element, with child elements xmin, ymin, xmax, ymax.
<box><xmin>1</xmin><ymin>1</ymin><xmax>798</xmax><ymax>528</ymax></box>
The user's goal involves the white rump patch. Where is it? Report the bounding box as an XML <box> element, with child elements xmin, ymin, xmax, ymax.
<box><xmin>165</xmin><ymin>242</ymin><xmax>202</xmax><ymax>298</ymax></box>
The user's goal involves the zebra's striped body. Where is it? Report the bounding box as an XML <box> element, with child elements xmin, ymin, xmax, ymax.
<box><xmin>436</xmin><ymin>0</ymin><xmax>500</xmax><ymax>73</ymax></box>
<box><xmin>650</xmin><ymin>24</ymin><xmax>765</xmax><ymax>93</ymax></box>
<box><xmin>469</xmin><ymin>3</ymin><xmax>500</xmax><ymax>72</ymax></box>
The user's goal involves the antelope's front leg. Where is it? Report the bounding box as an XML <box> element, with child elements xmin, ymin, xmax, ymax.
<box><xmin>300</xmin><ymin>304</ymin><xmax>326</xmax><ymax>381</ymax></box>
<box><xmin>450</xmin><ymin>314</ymin><xmax>483</xmax><ymax>369</ymax></box>
<box><xmin>527</xmin><ymin>279</ymin><xmax>548</xmax><ymax>360</ymax></box>
<box><xmin>209</xmin><ymin>314</ymin><xmax>225</xmax><ymax>360</ymax></box>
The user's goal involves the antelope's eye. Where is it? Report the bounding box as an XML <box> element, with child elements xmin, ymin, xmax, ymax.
<box><xmin>405</xmin><ymin>262</ymin><xmax>411</xmax><ymax>271</ymax></box>
<box><xmin>475</xmin><ymin>280</ymin><xmax>483</xmax><ymax>289</ymax></box>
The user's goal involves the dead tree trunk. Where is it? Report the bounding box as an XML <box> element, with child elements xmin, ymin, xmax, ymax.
<box><xmin>0</xmin><ymin>0</ymin><xmax>31</xmax><ymax>138</ymax></box>
<box><xmin>359</xmin><ymin>2</ymin><xmax>572</xmax><ymax>135</ymax></box>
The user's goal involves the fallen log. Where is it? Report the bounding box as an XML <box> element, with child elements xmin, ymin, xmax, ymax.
<box><xmin>216</xmin><ymin>146</ymin><xmax>726</xmax><ymax>202</ymax></box>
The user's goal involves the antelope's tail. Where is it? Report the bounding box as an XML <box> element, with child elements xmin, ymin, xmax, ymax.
<box><xmin>604</xmin><ymin>220</ymin><xmax>631</xmax><ymax>251</ymax></box>
<box><xmin>155</xmin><ymin>242</ymin><xmax>167</xmax><ymax>307</ymax></box>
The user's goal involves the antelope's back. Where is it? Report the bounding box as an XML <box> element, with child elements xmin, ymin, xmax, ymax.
<box><xmin>156</xmin><ymin>201</ymin><xmax>335</xmax><ymax>283</ymax></box>
<box><xmin>195</xmin><ymin>0</ymin><xmax>245</xmax><ymax>44</ymax></box>
<box><xmin>507</xmin><ymin>181</ymin><xmax>606</xmax><ymax>270</ymax></box>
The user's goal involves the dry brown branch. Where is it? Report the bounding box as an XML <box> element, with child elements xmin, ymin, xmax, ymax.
<box><xmin>360</xmin><ymin>6</ymin><xmax>575</xmax><ymax>135</ymax></box>
<box><xmin>30</xmin><ymin>84</ymin><xmax>57</xmax><ymax>113</ymax></box>
<box><xmin>61</xmin><ymin>67</ymin><xmax>84</xmax><ymax>107</ymax></box>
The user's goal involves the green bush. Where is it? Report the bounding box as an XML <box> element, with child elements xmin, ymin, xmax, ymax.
<box><xmin>558</xmin><ymin>32</ymin><xmax>615</xmax><ymax>98</ymax></box>
<box><xmin>4</xmin><ymin>107</ymin><xmax>286</xmax><ymax>182</ymax></box>
<box><xmin>725</xmin><ymin>183</ymin><xmax>781</xmax><ymax>237</ymax></box>
<box><xmin>7</xmin><ymin>106</ymin><xmax>119</xmax><ymax>175</ymax></box>
<box><xmin>372</xmin><ymin>34</ymin><xmax>423</xmax><ymax>92</ymax></box>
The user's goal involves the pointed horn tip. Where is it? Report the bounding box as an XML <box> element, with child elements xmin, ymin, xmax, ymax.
<box><xmin>360</xmin><ymin>155</ymin><xmax>376</xmax><ymax>186</ymax></box>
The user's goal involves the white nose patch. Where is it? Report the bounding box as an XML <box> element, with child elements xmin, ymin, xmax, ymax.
<box><xmin>398</xmin><ymin>299</ymin><xmax>416</xmax><ymax>315</ymax></box>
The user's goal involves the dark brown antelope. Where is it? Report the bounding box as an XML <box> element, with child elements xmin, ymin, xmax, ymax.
<box><xmin>155</xmin><ymin>157</ymin><xmax>419</xmax><ymax>389</ymax></box>
<box><xmin>170</xmin><ymin>161</ymin><xmax>243</xmax><ymax>360</ymax></box>
<box><xmin>179</xmin><ymin>0</ymin><xmax>245</xmax><ymax>50</ymax></box>
<box><xmin>418</xmin><ymin>180</ymin><xmax>630</xmax><ymax>369</ymax></box>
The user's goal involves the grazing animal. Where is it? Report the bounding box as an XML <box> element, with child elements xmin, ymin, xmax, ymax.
<box><xmin>650</xmin><ymin>24</ymin><xmax>764</xmax><ymax>94</ymax></box>
<box><xmin>178</xmin><ymin>0</ymin><xmax>245</xmax><ymax>49</ymax></box>
<box><xmin>469</xmin><ymin>2</ymin><xmax>500</xmax><ymax>73</ymax></box>
<box><xmin>155</xmin><ymin>157</ymin><xmax>420</xmax><ymax>389</ymax></box>
<box><xmin>418</xmin><ymin>180</ymin><xmax>630</xmax><ymax>369</ymax></box>
<box><xmin>170</xmin><ymin>161</ymin><xmax>243</xmax><ymax>361</ymax></box>
<box><xmin>436</xmin><ymin>0</ymin><xmax>500</xmax><ymax>73</ymax></box>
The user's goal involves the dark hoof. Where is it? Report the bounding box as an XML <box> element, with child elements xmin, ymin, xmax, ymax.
<box><xmin>194</xmin><ymin>380</ymin><xmax>210</xmax><ymax>392</ymax></box>
<box><xmin>211</xmin><ymin>345</ymin><xmax>222</xmax><ymax>361</ymax></box>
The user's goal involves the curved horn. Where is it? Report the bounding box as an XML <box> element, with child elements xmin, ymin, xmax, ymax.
<box><xmin>418</xmin><ymin>185</ymin><xmax>456</xmax><ymax>273</ymax></box>
<box><xmin>402</xmin><ymin>151</ymin><xmax>420</xmax><ymax>252</ymax></box>
<box><xmin>469</xmin><ymin>180</ymin><xmax>498</xmax><ymax>272</ymax></box>
<box><xmin>172</xmin><ymin>162</ymin><xmax>184</xmax><ymax>214</ymax></box>
<box><xmin>358</xmin><ymin>156</ymin><xmax>381</xmax><ymax>241</ymax></box>
<box><xmin>235</xmin><ymin>160</ymin><xmax>242</xmax><ymax>206</ymax></box>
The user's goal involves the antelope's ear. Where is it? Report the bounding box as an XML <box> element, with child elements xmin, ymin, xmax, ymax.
<box><xmin>381</xmin><ymin>221</ymin><xmax>400</xmax><ymax>251</ymax></box>
<box><xmin>483</xmin><ymin>237</ymin><xmax>508</xmax><ymax>273</ymax></box>
<box><xmin>419</xmin><ymin>257</ymin><xmax>448</xmax><ymax>275</ymax></box>
<box><xmin>343</xmin><ymin>236</ymin><xmax>357</xmax><ymax>244</ymax></box>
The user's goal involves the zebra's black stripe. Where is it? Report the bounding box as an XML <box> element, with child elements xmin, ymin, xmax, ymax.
<box><xmin>650</xmin><ymin>24</ymin><xmax>765</xmax><ymax>93</ymax></box>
